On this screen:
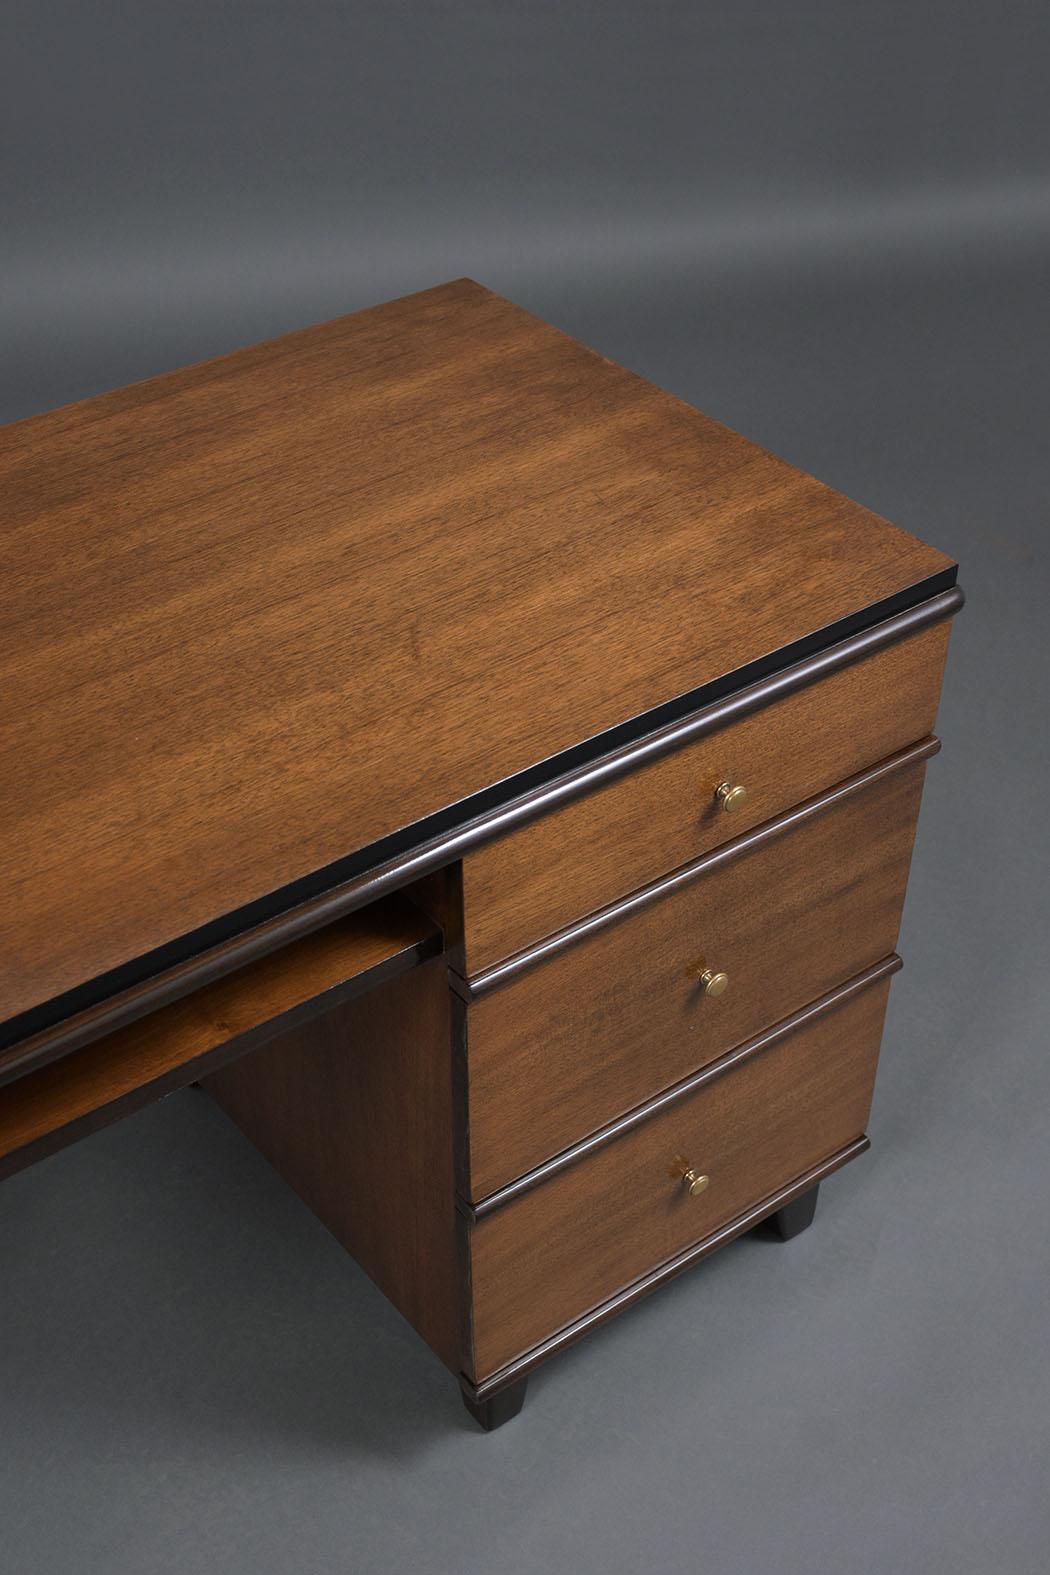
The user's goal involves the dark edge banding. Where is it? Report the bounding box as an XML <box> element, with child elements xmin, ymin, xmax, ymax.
<box><xmin>0</xmin><ymin>576</ymin><xmax>961</xmax><ymax>1082</ymax></box>
<box><xmin>462</xmin><ymin>739</ymin><xmax>937</xmax><ymax>996</ymax></box>
<box><xmin>460</xmin><ymin>955</ymin><xmax>900</xmax><ymax>1220</ymax></box>
<box><xmin>461</xmin><ymin>1134</ymin><xmax>872</xmax><ymax>1402</ymax></box>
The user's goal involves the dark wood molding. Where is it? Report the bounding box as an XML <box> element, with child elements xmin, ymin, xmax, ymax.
<box><xmin>0</xmin><ymin>588</ymin><xmax>958</xmax><ymax>1085</ymax></box>
<box><xmin>460</xmin><ymin>956</ymin><xmax>899</xmax><ymax>1219</ymax></box>
<box><xmin>462</xmin><ymin>736</ymin><xmax>937</xmax><ymax>998</ymax></box>
<box><xmin>463</xmin><ymin>1135</ymin><xmax>870</xmax><ymax>1402</ymax></box>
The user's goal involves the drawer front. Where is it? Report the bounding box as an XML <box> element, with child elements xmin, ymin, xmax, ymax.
<box><xmin>468</xmin><ymin>975</ymin><xmax>889</xmax><ymax>1379</ymax></box>
<box><xmin>465</xmin><ymin>751</ymin><xmax>927</xmax><ymax>1199</ymax></box>
<box><xmin>461</xmin><ymin>621</ymin><xmax>950</xmax><ymax>971</ymax></box>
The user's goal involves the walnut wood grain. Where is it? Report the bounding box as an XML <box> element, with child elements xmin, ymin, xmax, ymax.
<box><xmin>466</xmin><ymin>1135</ymin><xmax>869</xmax><ymax>1401</ymax></box>
<box><xmin>464</xmin><ymin>748</ymin><xmax>930</xmax><ymax>1198</ymax></box>
<box><xmin>2</xmin><ymin>278</ymin><xmax>953</xmax><ymax>1040</ymax></box>
<box><xmin>0</xmin><ymin>589</ymin><xmax>960</xmax><ymax>1089</ymax></box>
<box><xmin>0</xmin><ymin>896</ymin><xmax>439</xmax><ymax>1180</ymax></box>
<box><xmin>461</xmin><ymin>619</ymin><xmax>952</xmax><ymax>970</ymax></box>
<box><xmin>204</xmin><ymin>955</ymin><xmax>463</xmax><ymax>1372</ymax></box>
<box><xmin>466</xmin><ymin>956</ymin><xmax>900</xmax><ymax>1219</ymax></box>
<box><xmin>467</xmin><ymin>975</ymin><xmax>891</xmax><ymax>1379</ymax></box>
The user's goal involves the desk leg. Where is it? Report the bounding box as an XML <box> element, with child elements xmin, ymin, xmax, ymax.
<box><xmin>768</xmin><ymin>1182</ymin><xmax>820</xmax><ymax>1240</ymax></box>
<box><xmin>460</xmin><ymin>1376</ymin><xmax>528</xmax><ymax>1432</ymax></box>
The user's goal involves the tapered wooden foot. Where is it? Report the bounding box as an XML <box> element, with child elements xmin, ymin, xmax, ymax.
<box><xmin>460</xmin><ymin>1377</ymin><xmax>528</xmax><ymax>1431</ymax></box>
<box><xmin>770</xmin><ymin>1183</ymin><xmax>820</xmax><ymax>1240</ymax></box>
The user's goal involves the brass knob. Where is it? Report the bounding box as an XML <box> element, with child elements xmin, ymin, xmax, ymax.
<box><xmin>716</xmin><ymin>780</ymin><xmax>748</xmax><ymax>812</ymax></box>
<box><xmin>681</xmin><ymin>1167</ymin><xmax>710</xmax><ymax>1198</ymax></box>
<box><xmin>699</xmin><ymin>967</ymin><xmax>729</xmax><ymax>998</ymax></box>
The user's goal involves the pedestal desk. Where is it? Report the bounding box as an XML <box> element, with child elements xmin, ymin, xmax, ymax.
<box><xmin>0</xmin><ymin>280</ymin><xmax>961</xmax><ymax>1429</ymax></box>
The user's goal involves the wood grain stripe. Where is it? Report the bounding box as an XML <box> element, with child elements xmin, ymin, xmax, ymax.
<box><xmin>462</xmin><ymin>1135</ymin><xmax>871</xmax><ymax>1402</ymax></box>
<box><xmin>0</xmin><ymin>593</ymin><xmax>957</xmax><ymax>1087</ymax></box>
<box><xmin>463</xmin><ymin>956</ymin><xmax>900</xmax><ymax>1217</ymax></box>
<box><xmin>462</xmin><ymin>739</ymin><xmax>938</xmax><ymax>997</ymax></box>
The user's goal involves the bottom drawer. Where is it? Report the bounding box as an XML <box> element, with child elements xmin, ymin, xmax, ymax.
<box><xmin>467</xmin><ymin>966</ymin><xmax>892</xmax><ymax>1379</ymax></box>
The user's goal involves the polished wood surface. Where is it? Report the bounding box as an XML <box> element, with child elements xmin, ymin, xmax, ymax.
<box><xmin>468</xmin><ymin>975</ymin><xmax>891</xmax><ymax>1378</ymax></box>
<box><xmin>2</xmin><ymin>278</ymin><xmax>953</xmax><ymax>1038</ymax></box>
<box><xmin>0</xmin><ymin>896</ymin><xmax>438</xmax><ymax>1180</ymax></box>
<box><xmin>466</xmin><ymin>958</ymin><xmax>900</xmax><ymax>1219</ymax></box>
<box><xmin>461</xmin><ymin>620</ymin><xmax>951</xmax><ymax>970</ymax></box>
<box><xmin>464</xmin><ymin>749</ymin><xmax>929</xmax><ymax>1198</ymax></box>
<box><xmin>466</xmin><ymin>1137</ymin><xmax>869</xmax><ymax>1399</ymax></box>
<box><xmin>0</xmin><ymin>589</ymin><xmax>961</xmax><ymax>1087</ymax></box>
<box><xmin>204</xmin><ymin>956</ymin><xmax>463</xmax><ymax>1371</ymax></box>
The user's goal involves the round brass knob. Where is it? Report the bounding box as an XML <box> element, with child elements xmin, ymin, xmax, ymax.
<box><xmin>682</xmin><ymin>1167</ymin><xmax>710</xmax><ymax>1198</ymax></box>
<box><xmin>699</xmin><ymin>967</ymin><xmax>729</xmax><ymax>998</ymax></box>
<box><xmin>716</xmin><ymin>780</ymin><xmax>748</xmax><ymax>812</ymax></box>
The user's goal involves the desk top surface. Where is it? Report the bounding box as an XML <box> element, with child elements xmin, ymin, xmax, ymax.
<box><xmin>1</xmin><ymin>278</ymin><xmax>953</xmax><ymax>1041</ymax></box>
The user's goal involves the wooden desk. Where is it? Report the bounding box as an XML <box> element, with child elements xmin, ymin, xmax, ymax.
<box><xmin>0</xmin><ymin>280</ymin><xmax>961</xmax><ymax>1428</ymax></box>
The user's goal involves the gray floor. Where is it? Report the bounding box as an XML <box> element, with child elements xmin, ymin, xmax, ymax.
<box><xmin>2</xmin><ymin>249</ymin><xmax>1048</xmax><ymax>1574</ymax></box>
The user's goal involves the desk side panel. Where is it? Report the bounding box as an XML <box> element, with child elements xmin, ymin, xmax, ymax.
<box><xmin>203</xmin><ymin>956</ymin><xmax>465</xmax><ymax>1373</ymax></box>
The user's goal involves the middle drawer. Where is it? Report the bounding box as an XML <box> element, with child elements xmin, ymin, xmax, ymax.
<box><xmin>461</xmin><ymin>743</ymin><xmax>932</xmax><ymax>1200</ymax></box>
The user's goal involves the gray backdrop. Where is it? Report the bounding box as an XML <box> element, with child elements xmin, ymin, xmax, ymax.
<box><xmin>2</xmin><ymin>4</ymin><xmax>1048</xmax><ymax>1572</ymax></box>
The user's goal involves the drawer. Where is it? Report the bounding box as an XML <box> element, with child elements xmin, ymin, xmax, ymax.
<box><xmin>460</xmin><ymin>620</ymin><xmax>951</xmax><ymax>972</ymax></box>
<box><xmin>462</xmin><ymin>743</ymin><xmax>930</xmax><ymax>1199</ymax></box>
<box><xmin>468</xmin><ymin>969</ymin><xmax>890</xmax><ymax>1379</ymax></box>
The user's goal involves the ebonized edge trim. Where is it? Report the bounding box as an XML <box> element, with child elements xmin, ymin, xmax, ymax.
<box><xmin>460</xmin><ymin>955</ymin><xmax>900</xmax><ymax>1220</ymax></box>
<box><xmin>462</xmin><ymin>1135</ymin><xmax>871</xmax><ymax>1402</ymax></box>
<box><xmin>459</xmin><ymin>737</ymin><xmax>937</xmax><ymax>997</ymax></box>
<box><xmin>0</xmin><ymin>583</ymin><xmax>961</xmax><ymax>1084</ymax></box>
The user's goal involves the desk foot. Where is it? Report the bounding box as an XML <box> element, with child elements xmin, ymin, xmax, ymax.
<box><xmin>768</xmin><ymin>1183</ymin><xmax>820</xmax><ymax>1240</ymax></box>
<box><xmin>460</xmin><ymin>1376</ymin><xmax>528</xmax><ymax>1432</ymax></box>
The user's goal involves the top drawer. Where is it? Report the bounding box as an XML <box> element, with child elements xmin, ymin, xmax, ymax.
<box><xmin>460</xmin><ymin>618</ymin><xmax>952</xmax><ymax>972</ymax></box>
